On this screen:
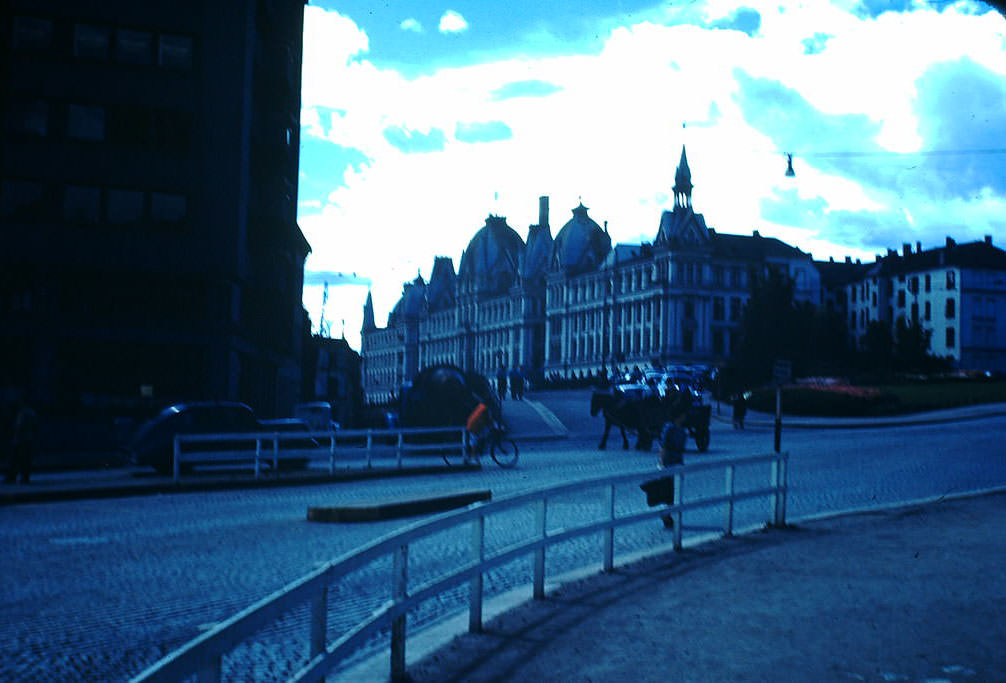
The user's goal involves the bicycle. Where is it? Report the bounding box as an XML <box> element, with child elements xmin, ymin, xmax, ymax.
<box><xmin>449</xmin><ymin>421</ymin><xmax>519</xmax><ymax>468</ymax></box>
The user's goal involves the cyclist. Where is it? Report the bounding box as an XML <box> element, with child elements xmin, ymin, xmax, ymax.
<box><xmin>465</xmin><ymin>401</ymin><xmax>492</xmax><ymax>456</ymax></box>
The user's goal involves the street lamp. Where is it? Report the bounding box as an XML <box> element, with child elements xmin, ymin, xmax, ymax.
<box><xmin>784</xmin><ymin>153</ymin><xmax>796</xmax><ymax>177</ymax></box>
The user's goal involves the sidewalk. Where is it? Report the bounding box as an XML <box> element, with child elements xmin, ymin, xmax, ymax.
<box><xmin>711</xmin><ymin>400</ymin><xmax>1006</xmax><ymax>429</ymax></box>
<box><xmin>404</xmin><ymin>489</ymin><xmax>1006</xmax><ymax>682</ymax></box>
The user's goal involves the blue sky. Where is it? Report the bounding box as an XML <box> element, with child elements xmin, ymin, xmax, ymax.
<box><xmin>297</xmin><ymin>0</ymin><xmax>1006</xmax><ymax>350</ymax></box>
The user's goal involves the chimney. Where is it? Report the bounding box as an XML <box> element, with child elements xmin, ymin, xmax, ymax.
<box><xmin>856</xmin><ymin>259</ymin><xmax>861</xmax><ymax>265</ymax></box>
<box><xmin>844</xmin><ymin>256</ymin><xmax>851</xmax><ymax>263</ymax></box>
<box><xmin>538</xmin><ymin>196</ymin><xmax>549</xmax><ymax>227</ymax></box>
<box><xmin>985</xmin><ymin>234</ymin><xmax>992</xmax><ymax>245</ymax></box>
<box><xmin>753</xmin><ymin>230</ymin><xmax>761</xmax><ymax>238</ymax></box>
<box><xmin>916</xmin><ymin>241</ymin><xmax>922</xmax><ymax>253</ymax></box>
<box><xmin>887</xmin><ymin>248</ymin><xmax>897</xmax><ymax>257</ymax></box>
<box><xmin>946</xmin><ymin>236</ymin><xmax>956</xmax><ymax>248</ymax></box>
<box><xmin>902</xmin><ymin>243</ymin><xmax>911</xmax><ymax>257</ymax></box>
<box><xmin>603</xmin><ymin>220</ymin><xmax>609</xmax><ymax>234</ymax></box>
<box><xmin>829</xmin><ymin>256</ymin><xmax>835</xmax><ymax>263</ymax></box>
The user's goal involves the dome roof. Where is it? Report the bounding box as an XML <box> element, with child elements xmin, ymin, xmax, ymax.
<box><xmin>458</xmin><ymin>215</ymin><xmax>524</xmax><ymax>294</ymax></box>
<box><xmin>552</xmin><ymin>203</ymin><xmax>611</xmax><ymax>274</ymax></box>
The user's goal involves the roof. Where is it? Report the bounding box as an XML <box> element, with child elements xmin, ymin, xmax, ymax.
<box><xmin>814</xmin><ymin>259</ymin><xmax>871</xmax><ymax>288</ymax></box>
<box><xmin>710</xmin><ymin>231</ymin><xmax>810</xmax><ymax>262</ymax></box>
<box><xmin>552</xmin><ymin>203</ymin><xmax>611</xmax><ymax>274</ymax></box>
<box><xmin>867</xmin><ymin>239</ymin><xmax>1006</xmax><ymax>277</ymax></box>
<box><xmin>458</xmin><ymin>215</ymin><xmax>524</xmax><ymax>295</ymax></box>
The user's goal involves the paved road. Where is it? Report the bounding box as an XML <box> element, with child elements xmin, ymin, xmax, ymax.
<box><xmin>1</xmin><ymin>404</ymin><xmax>1005</xmax><ymax>681</ymax></box>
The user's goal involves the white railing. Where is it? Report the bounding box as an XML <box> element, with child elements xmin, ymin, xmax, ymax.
<box><xmin>171</xmin><ymin>426</ymin><xmax>470</xmax><ymax>481</ymax></box>
<box><xmin>134</xmin><ymin>452</ymin><xmax>788</xmax><ymax>682</ymax></box>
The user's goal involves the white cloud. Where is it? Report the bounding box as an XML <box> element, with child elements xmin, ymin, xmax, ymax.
<box><xmin>298</xmin><ymin>3</ymin><xmax>1006</xmax><ymax>351</ymax></box>
<box><xmin>439</xmin><ymin>10</ymin><xmax>469</xmax><ymax>34</ymax></box>
<box><xmin>400</xmin><ymin>18</ymin><xmax>422</xmax><ymax>33</ymax></box>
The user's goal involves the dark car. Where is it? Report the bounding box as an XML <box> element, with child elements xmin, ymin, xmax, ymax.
<box><xmin>255</xmin><ymin>418</ymin><xmax>319</xmax><ymax>470</ymax></box>
<box><xmin>128</xmin><ymin>402</ymin><xmax>273</xmax><ymax>474</ymax></box>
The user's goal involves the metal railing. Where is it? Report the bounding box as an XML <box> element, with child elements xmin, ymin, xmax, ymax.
<box><xmin>171</xmin><ymin>426</ymin><xmax>470</xmax><ymax>481</ymax></box>
<box><xmin>134</xmin><ymin>452</ymin><xmax>788</xmax><ymax>682</ymax></box>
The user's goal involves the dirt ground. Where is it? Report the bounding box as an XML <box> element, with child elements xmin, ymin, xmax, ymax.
<box><xmin>406</xmin><ymin>491</ymin><xmax>1006</xmax><ymax>682</ymax></box>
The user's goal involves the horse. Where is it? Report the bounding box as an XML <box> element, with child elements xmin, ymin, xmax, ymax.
<box><xmin>590</xmin><ymin>387</ymin><xmax>670</xmax><ymax>451</ymax></box>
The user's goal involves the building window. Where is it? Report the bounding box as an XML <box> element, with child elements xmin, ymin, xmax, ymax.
<box><xmin>946</xmin><ymin>270</ymin><xmax>956</xmax><ymax>289</ymax></box>
<box><xmin>897</xmin><ymin>290</ymin><xmax>905</xmax><ymax>307</ymax></box>
<box><xmin>151</xmin><ymin>193</ymin><xmax>186</xmax><ymax>222</ymax></box>
<box><xmin>0</xmin><ymin>180</ymin><xmax>44</xmax><ymax>219</ymax></box>
<box><xmin>729</xmin><ymin>297</ymin><xmax>741</xmax><ymax>322</ymax></box>
<box><xmin>12</xmin><ymin>17</ymin><xmax>53</xmax><ymax>51</ymax></box>
<box><xmin>851</xmin><ymin>286</ymin><xmax>857</xmax><ymax>303</ymax></box>
<box><xmin>159</xmin><ymin>34</ymin><xmax>194</xmax><ymax>69</ymax></box>
<box><xmin>925</xmin><ymin>301</ymin><xmax>931</xmax><ymax>321</ymax></box>
<box><xmin>911</xmin><ymin>302</ymin><xmax>918</xmax><ymax>322</ymax></box>
<box><xmin>945</xmin><ymin>298</ymin><xmax>955</xmax><ymax>319</ymax></box>
<box><xmin>74</xmin><ymin>24</ymin><xmax>111</xmax><ymax>60</ymax></box>
<box><xmin>925</xmin><ymin>274</ymin><xmax>931</xmax><ymax>292</ymax></box>
<box><xmin>909</xmin><ymin>276</ymin><xmax>918</xmax><ymax>294</ymax></box>
<box><xmin>106</xmin><ymin>189</ymin><xmax>145</xmax><ymax>224</ymax></box>
<box><xmin>116</xmin><ymin>29</ymin><xmax>153</xmax><ymax>64</ymax></box>
<box><xmin>713</xmin><ymin>297</ymin><xmax>724</xmax><ymax>321</ymax></box>
<box><xmin>872</xmin><ymin>291</ymin><xmax>877</xmax><ymax>306</ymax></box>
<box><xmin>64</xmin><ymin>186</ymin><xmax>101</xmax><ymax>224</ymax></box>
<box><xmin>67</xmin><ymin>105</ymin><xmax>106</xmax><ymax>141</ymax></box>
<box><xmin>684</xmin><ymin>300</ymin><xmax>695</xmax><ymax>320</ymax></box>
<box><xmin>4</xmin><ymin>99</ymin><xmax>48</xmax><ymax>137</ymax></box>
<box><xmin>712</xmin><ymin>329</ymin><xmax>724</xmax><ymax>355</ymax></box>
<box><xmin>946</xmin><ymin>327</ymin><xmax>955</xmax><ymax>347</ymax></box>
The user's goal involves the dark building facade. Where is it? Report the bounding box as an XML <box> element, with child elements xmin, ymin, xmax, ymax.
<box><xmin>301</xmin><ymin>334</ymin><xmax>363</xmax><ymax>428</ymax></box>
<box><xmin>1</xmin><ymin>1</ymin><xmax>310</xmax><ymax>419</ymax></box>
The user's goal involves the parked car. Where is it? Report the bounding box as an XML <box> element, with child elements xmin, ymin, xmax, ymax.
<box><xmin>255</xmin><ymin>418</ymin><xmax>319</xmax><ymax>470</ymax></box>
<box><xmin>128</xmin><ymin>402</ymin><xmax>308</xmax><ymax>474</ymax></box>
<box><xmin>293</xmin><ymin>402</ymin><xmax>340</xmax><ymax>432</ymax></box>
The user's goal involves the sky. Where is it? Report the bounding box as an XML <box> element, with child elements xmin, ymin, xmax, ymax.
<box><xmin>296</xmin><ymin>0</ymin><xmax>1006</xmax><ymax>351</ymax></box>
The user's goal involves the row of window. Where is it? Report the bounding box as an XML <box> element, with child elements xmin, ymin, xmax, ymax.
<box><xmin>5</xmin><ymin>97</ymin><xmax>193</xmax><ymax>152</ymax></box>
<box><xmin>13</xmin><ymin>16</ymin><xmax>194</xmax><ymax>70</ymax></box>
<box><xmin>552</xmin><ymin>264</ymin><xmax>749</xmax><ymax>305</ymax></box>
<box><xmin>850</xmin><ymin>271</ymin><xmax>956</xmax><ymax>305</ymax></box>
<box><xmin>1</xmin><ymin>180</ymin><xmax>186</xmax><ymax>226</ymax></box>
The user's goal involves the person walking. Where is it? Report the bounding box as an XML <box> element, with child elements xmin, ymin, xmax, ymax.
<box><xmin>508</xmin><ymin>366</ymin><xmax>523</xmax><ymax>400</ymax></box>
<box><xmin>7</xmin><ymin>399</ymin><xmax>38</xmax><ymax>484</ymax></box>
<box><xmin>496</xmin><ymin>366</ymin><xmax>508</xmax><ymax>401</ymax></box>
<box><xmin>732</xmin><ymin>392</ymin><xmax>748</xmax><ymax>430</ymax></box>
<box><xmin>640</xmin><ymin>402</ymin><xmax>688</xmax><ymax>528</ymax></box>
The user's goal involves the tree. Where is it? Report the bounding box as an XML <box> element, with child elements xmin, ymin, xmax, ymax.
<box><xmin>728</xmin><ymin>267</ymin><xmax>817</xmax><ymax>388</ymax></box>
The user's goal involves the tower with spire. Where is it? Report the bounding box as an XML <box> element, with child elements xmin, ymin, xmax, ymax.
<box><xmin>362</xmin><ymin>291</ymin><xmax>376</xmax><ymax>332</ymax></box>
<box><xmin>673</xmin><ymin>145</ymin><xmax>693</xmax><ymax>209</ymax></box>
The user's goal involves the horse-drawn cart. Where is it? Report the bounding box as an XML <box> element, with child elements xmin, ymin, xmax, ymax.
<box><xmin>683</xmin><ymin>403</ymin><xmax>711</xmax><ymax>452</ymax></box>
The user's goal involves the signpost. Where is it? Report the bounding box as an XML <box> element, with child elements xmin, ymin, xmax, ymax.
<box><xmin>772</xmin><ymin>360</ymin><xmax>792</xmax><ymax>453</ymax></box>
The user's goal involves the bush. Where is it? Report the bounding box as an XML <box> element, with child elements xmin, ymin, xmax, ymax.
<box><xmin>748</xmin><ymin>384</ymin><xmax>901</xmax><ymax>417</ymax></box>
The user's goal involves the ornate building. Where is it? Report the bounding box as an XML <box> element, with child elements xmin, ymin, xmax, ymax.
<box><xmin>361</xmin><ymin>148</ymin><xmax>820</xmax><ymax>404</ymax></box>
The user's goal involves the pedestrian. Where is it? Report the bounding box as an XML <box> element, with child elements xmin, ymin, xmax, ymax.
<box><xmin>7</xmin><ymin>399</ymin><xmax>38</xmax><ymax>484</ymax></box>
<box><xmin>496</xmin><ymin>366</ymin><xmax>508</xmax><ymax>400</ymax></box>
<box><xmin>508</xmin><ymin>366</ymin><xmax>523</xmax><ymax>400</ymax></box>
<box><xmin>640</xmin><ymin>407</ymin><xmax>687</xmax><ymax>529</ymax></box>
<box><xmin>732</xmin><ymin>392</ymin><xmax>747</xmax><ymax>430</ymax></box>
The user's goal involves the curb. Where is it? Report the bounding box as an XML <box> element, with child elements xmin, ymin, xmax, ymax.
<box><xmin>711</xmin><ymin>406</ymin><xmax>1006</xmax><ymax>430</ymax></box>
<box><xmin>0</xmin><ymin>463</ymin><xmax>482</xmax><ymax>506</ymax></box>
<box><xmin>308</xmin><ymin>489</ymin><xmax>492</xmax><ymax>522</ymax></box>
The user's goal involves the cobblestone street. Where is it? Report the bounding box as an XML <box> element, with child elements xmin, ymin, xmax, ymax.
<box><xmin>2</xmin><ymin>413</ymin><xmax>1005</xmax><ymax>681</ymax></box>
